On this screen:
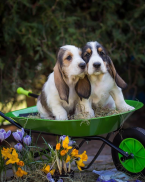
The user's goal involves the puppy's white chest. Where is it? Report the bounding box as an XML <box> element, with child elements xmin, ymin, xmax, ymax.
<box><xmin>92</xmin><ymin>84</ymin><xmax>109</xmax><ymax>101</ymax></box>
<box><xmin>91</xmin><ymin>74</ymin><xmax>114</xmax><ymax>103</ymax></box>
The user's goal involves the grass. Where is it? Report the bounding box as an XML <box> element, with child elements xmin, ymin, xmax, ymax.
<box><xmin>5</xmin><ymin>161</ymin><xmax>145</xmax><ymax>182</ymax></box>
<box><xmin>5</xmin><ymin>163</ymin><xmax>97</xmax><ymax>182</ymax></box>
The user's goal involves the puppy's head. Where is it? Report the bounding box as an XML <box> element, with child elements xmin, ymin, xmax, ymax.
<box><xmin>82</xmin><ymin>41</ymin><xmax>127</xmax><ymax>89</ymax></box>
<box><xmin>54</xmin><ymin>45</ymin><xmax>91</xmax><ymax>103</ymax></box>
<box><xmin>57</xmin><ymin>45</ymin><xmax>87</xmax><ymax>79</ymax></box>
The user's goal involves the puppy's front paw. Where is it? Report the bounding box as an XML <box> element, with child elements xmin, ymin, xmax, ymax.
<box><xmin>118</xmin><ymin>104</ymin><xmax>135</xmax><ymax>112</ymax></box>
<box><xmin>55</xmin><ymin>114</ymin><xmax>68</xmax><ymax>120</ymax></box>
<box><xmin>125</xmin><ymin>105</ymin><xmax>135</xmax><ymax>111</ymax></box>
<box><xmin>86</xmin><ymin>109</ymin><xmax>95</xmax><ymax>119</ymax></box>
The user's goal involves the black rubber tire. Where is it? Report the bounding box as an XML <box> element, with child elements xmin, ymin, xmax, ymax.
<box><xmin>111</xmin><ymin>127</ymin><xmax>145</xmax><ymax>176</ymax></box>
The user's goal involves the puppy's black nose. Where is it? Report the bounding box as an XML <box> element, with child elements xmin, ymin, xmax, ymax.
<box><xmin>79</xmin><ymin>62</ymin><xmax>86</xmax><ymax>69</ymax></box>
<box><xmin>93</xmin><ymin>62</ymin><xmax>101</xmax><ymax>68</ymax></box>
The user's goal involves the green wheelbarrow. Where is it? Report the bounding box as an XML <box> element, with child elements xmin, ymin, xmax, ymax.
<box><xmin>0</xmin><ymin>87</ymin><xmax>145</xmax><ymax>176</ymax></box>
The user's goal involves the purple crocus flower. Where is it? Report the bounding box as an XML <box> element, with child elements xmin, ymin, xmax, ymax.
<box><xmin>59</xmin><ymin>135</ymin><xmax>66</xmax><ymax>142</ymax></box>
<box><xmin>59</xmin><ymin>135</ymin><xmax>76</xmax><ymax>146</ymax></box>
<box><xmin>50</xmin><ymin>178</ymin><xmax>55</xmax><ymax>182</ymax></box>
<box><xmin>23</xmin><ymin>135</ymin><xmax>31</xmax><ymax>145</ymax></box>
<box><xmin>96</xmin><ymin>178</ymin><xmax>117</xmax><ymax>182</ymax></box>
<box><xmin>57</xmin><ymin>179</ymin><xmax>63</xmax><ymax>182</ymax></box>
<box><xmin>0</xmin><ymin>129</ymin><xmax>11</xmax><ymax>143</ymax></box>
<box><xmin>12</xmin><ymin>128</ymin><xmax>24</xmax><ymax>143</ymax></box>
<box><xmin>68</xmin><ymin>139</ymin><xmax>76</xmax><ymax>146</ymax></box>
<box><xmin>46</xmin><ymin>173</ymin><xmax>55</xmax><ymax>182</ymax></box>
<box><xmin>14</xmin><ymin>143</ymin><xmax>23</xmax><ymax>152</ymax></box>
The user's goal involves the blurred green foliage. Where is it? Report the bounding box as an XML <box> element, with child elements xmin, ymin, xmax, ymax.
<box><xmin>0</xmin><ymin>0</ymin><xmax>145</xmax><ymax>111</ymax></box>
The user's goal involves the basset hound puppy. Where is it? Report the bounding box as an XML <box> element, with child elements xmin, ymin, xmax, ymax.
<box><xmin>76</xmin><ymin>41</ymin><xmax>135</xmax><ymax>118</ymax></box>
<box><xmin>37</xmin><ymin>45</ymin><xmax>91</xmax><ymax>120</ymax></box>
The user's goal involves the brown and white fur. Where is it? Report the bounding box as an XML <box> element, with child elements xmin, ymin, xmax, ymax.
<box><xmin>76</xmin><ymin>41</ymin><xmax>134</xmax><ymax>118</ymax></box>
<box><xmin>37</xmin><ymin>45</ymin><xmax>91</xmax><ymax>120</ymax></box>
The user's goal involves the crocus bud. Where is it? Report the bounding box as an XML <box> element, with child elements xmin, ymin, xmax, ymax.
<box><xmin>12</xmin><ymin>128</ymin><xmax>24</xmax><ymax>143</ymax></box>
<box><xmin>0</xmin><ymin>129</ymin><xmax>11</xmax><ymax>143</ymax></box>
<box><xmin>23</xmin><ymin>135</ymin><xmax>31</xmax><ymax>145</ymax></box>
<box><xmin>14</xmin><ymin>143</ymin><xmax>23</xmax><ymax>152</ymax></box>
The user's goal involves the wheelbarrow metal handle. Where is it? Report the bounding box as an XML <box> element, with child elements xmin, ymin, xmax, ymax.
<box><xmin>0</xmin><ymin>111</ymin><xmax>22</xmax><ymax>129</ymax></box>
<box><xmin>0</xmin><ymin>111</ymin><xmax>46</xmax><ymax>134</ymax></box>
<box><xmin>17</xmin><ymin>87</ymin><xmax>38</xmax><ymax>98</ymax></box>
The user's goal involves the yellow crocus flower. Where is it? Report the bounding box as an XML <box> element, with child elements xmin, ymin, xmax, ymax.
<box><xmin>66</xmin><ymin>155</ymin><xmax>71</xmax><ymax>163</ymax></box>
<box><xmin>50</xmin><ymin>169</ymin><xmax>55</xmax><ymax>175</ymax></box>
<box><xmin>15</xmin><ymin>167</ymin><xmax>27</xmax><ymax>177</ymax></box>
<box><xmin>1</xmin><ymin>147</ymin><xmax>13</xmax><ymax>160</ymax></box>
<box><xmin>64</xmin><ymin>136</ymin><xmax>69</xmax><ymax>144</ymax></box>
<box><xmin>42</xmin><ymin>165</ymin><xmax>55</xmax><ymax>175</ymax></box>
<box><xmin>71</xmin><ymin>149</ymin><xmax>79</xmax><ymax>158</ymax></box>
<box><xmin>60</xmin><ymin>150</ymin><xmax>67</xmax><ymax>156</ymax></box>
<box><xmin>76</xmin><ymin>159</ymin><xmax>85</xmax><ymax>171</ymax></box>
<box><xmin>6</xmin><ymin>149</ymin><xmax>20</xmax><ymax>165</ymax></box>
<box><xmin>62</xmin><ymin>136</ymin><xmax>72</xmax><ymax>150</ymax></box>
<box><xmin>79</xmin><ymin>151</ymin><xmax>88</xmax><ymax>161</ymax></box>
<box><xmin>17</xmin><ymin>161</ymin><xmax>24</xmax><ymax>167</ymax></box>
<box><xmin>56</xmin><ymin>143</ymin><xmax>61</xmax><ymax>150</ymax></box>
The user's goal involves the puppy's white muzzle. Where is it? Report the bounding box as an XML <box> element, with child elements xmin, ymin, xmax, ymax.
<box><xmin>88</xmin><ymin>57</ymin><xmax>106</xmax><ymax>75</ymax></box>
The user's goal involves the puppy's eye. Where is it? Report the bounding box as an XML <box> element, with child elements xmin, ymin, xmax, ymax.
<box><xmin>66</xmin><ymin>55</ymin><xmax>72</xmax><ymax>60</ymax></box>
<box><xmin>100</xmin><ymin>51</ymin><xmax>104</xmax><ymax>56</ymax></box>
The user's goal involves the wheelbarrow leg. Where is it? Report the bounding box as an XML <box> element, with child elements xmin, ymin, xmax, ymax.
<box><xmin>77</xmin><ymin>139</ymin><xmax>87</xmax><ymax>149</ymax></box>
<box><xmin>81</xmin><ymin>133</ymin><xmax>112</xmax><ymax>170</ymax></box>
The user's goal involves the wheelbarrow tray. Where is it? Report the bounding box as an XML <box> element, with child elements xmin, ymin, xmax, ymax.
<box><xmin>5</xmin><ymin>100</ymin><xmax>143</xmax><ymax>137</ymax></box>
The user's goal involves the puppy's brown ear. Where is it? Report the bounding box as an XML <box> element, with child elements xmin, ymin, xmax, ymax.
<box><xmin>107</xmin><ymin>56</ymin><xmax>127</xmax><ymax>89</ymax></box>
<box><xmin>75</xmin><ymin>75</ymin><xmax>91</xmax><ymax>100</ymax></box>
<box><xmin>54</xmin><ymin>50</ymin><xmax>69</xmax><ymax>103</ymax></box>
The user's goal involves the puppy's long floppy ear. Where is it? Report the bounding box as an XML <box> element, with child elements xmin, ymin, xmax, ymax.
<box><xmin>107</xmin><ymin>56</ymin><xmax>127</xmax><ymax>89</ymax></box>
<box><xmin>54</xmin><ymin>49</ymin><xmax>69</xmax><ymax>103</ymax></box>
<box><xmin>75</xmin><ymin>75</ymin><xmax>91</xmax><ymax>100</ymax></box>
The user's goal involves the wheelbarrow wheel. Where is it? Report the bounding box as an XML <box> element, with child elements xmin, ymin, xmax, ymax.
<box><xmin>111</xmin><ymin>127</ymin><xmax>145</xmax><ymax>176</ymax></box>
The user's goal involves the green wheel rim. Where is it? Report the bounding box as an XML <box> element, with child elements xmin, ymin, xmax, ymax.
<box><xmin>119</xmin><ymin>138</ymin><xmax>145</xmax><ymax>173</ymax></box>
